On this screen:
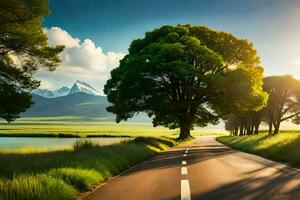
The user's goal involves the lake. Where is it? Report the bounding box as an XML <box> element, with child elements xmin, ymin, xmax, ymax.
<box><xmin>0</xmin><ymin>137</ymin><xmax>129</xmax><ymax>149</ymax></box>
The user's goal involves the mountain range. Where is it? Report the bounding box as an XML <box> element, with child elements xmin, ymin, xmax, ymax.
<box><xmin>23</xmin><ymin>81</ymin><xmax>111</xmax><ymax>118</ymax></box>
<box><xmin>22</xmin><ymin>92</ymin><xmax>112</xmax><ymax>118</ymax></box>
<box><xmin>33</xmin><ymin>80</ymin><xmax>101</xmax><ymax>98</ymax></box>
<box><xmin>23</xmin><ymin>80</ymin><xmax>152</xmax><ymax>122</ymax></box>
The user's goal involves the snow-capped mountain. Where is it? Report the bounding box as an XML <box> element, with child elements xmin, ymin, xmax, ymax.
<box><xmin>33</xmin><ymin>80</ymin><xmax>101</xmax><ymax>98</ymax></box>
<box><xmin>68</xmin><ymin>80</ymin><xmax>101</xmax><ymax>96</ymax></box>
<box><xmin>33</xmin><ymin>88</ymin><xmax>54</xmax><ymax>98</ymax></box>
<box><xmin>33</xmin><ymin>86</ymin><xmax>70</xmax><ymax>98</ymax></box>
<box><xmin>55</xmin><ymin>86</ymin><xmax>70</xmax><ymax>96</ymax></box>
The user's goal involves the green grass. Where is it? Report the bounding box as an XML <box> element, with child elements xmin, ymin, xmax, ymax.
<box><xmin>0</xmin><ymin>122</ymin><xmax>175</xmax><ymax>137</ymax></box>
<box><xmin>48</xmin><ymin>168</ymin><xmax>101</xmax><ymax>191</ymax></box>
<box><xmin>0</xmin><ymin>146</ymin><xmax>73</xmax><ymax>154</ymax></box>
<box><xmin>0</xmin><ymin>137</ymin><xmax>177</xmax><ymax>200</ymax></box>
<box><xmin>217</xmin><ymin>131</ymin><xmax>300</xmax><ymax>166</ymax></box>
<box><xmin>0</xmin><ymin>118</ymin><xmax>226</xmax><ymax>138</ymax></box>
<box><xmin>0</xmin><ymin>174</ymin><xmax>77</xmax><ymax>200</ymax></box>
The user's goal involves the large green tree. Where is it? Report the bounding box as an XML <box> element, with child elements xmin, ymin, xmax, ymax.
<box><xmin>104</xmin><ymin>25</ymin><xmax>267</xmax><ymax>139</ymax></box>
<box><xmin>0</xmin><ymin>0</ymin><xmax>64</xmax><ymax>122</ymax></box>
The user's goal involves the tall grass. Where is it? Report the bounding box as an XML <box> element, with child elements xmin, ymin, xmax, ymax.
<box><xmin>0</xmin><ymin>174</ymin><xmax>77</xmax><ymax>200</ymax></box>
<box><xmin>217</xmin><ymin>132</ymin><xmax>300</xmax><ymax>165</ymax></box>
<box><xmin>0</xmin><ymin>137</ymin><xmax>177</xmax><ymax>200</ymax></box>
<box><xmin>48</xmin><ymin>168</ymin><xmax>101</xmax><ymax>191</ymax></box>
<box><xmin>73</xmin><ymin>140</ymin><xmax>98</xmax><ymax>151</ymax></box>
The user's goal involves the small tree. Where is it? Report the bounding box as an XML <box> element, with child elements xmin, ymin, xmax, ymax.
<box><xmin>104</xmin><ymin>25</ymin><xmax>267</xmax><ymax>139</ymax></box>
<box><xmin>0</xmin><ymin>0</ymin><xmax>64</xmax><ymax>122</ymax></box>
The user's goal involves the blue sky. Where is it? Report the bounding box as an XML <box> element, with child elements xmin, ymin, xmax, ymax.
<box><xmin>39</xmin><ymin>0</ymin><xmax>300</xmax><ymax>90</ymax></box>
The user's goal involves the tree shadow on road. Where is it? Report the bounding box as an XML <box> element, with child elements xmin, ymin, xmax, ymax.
<box><xmin>123</xmin><ymin>141</ymin><xmax>236</xmax><ymax>175</ymax></box>
<box><xmin>191</xmin><ymin>165</ymin><xmax>300</xmax><ymax>200</ymax></box>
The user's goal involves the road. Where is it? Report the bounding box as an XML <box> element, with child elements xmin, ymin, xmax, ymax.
<box><xmin>83</xmin><ymin>136</ymin><xmax>300</xmax><ymax>200</ymax></box>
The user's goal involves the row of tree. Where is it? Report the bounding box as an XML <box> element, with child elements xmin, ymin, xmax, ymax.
<box><xmin>225</xmin><ymin>75</ymin><xmax>300</xmax><ymax>136</ymax></box>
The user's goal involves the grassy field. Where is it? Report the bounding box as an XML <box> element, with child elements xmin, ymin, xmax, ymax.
<box><xmin>0</xmin><ymin>123</ymin><xmax>173</xmax><ymax>137</ymax></box>
<box><xmin>0</xmin><ymin>117</ymin><xmax>226</xmax><ymax>138</ymax></box>
<box><xmin>217</xmin><ymin>131</ymin><xmax>300</xmax><ymax>166</ymax></box>
<box><xmin>0</xmin><ymin>137</ymin><xmax>178</xmax><ymax>200</ymax></box>
<box><xmin>0</xmin><ymin>117</ymin><xmax>175</xmax><ymax>137</ymax></box>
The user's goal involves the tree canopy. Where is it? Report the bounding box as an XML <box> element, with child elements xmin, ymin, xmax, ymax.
<box><xmin>104</xmin><ymin>25</ymin><xmax>267</xmax><ymax>139</ymax></box>
<box><xmin>0</xmin><ymin>0</ymin><xmax>64</xmax><ymax>122</ymax></box>
<box><xmin>263</xmin><ymin>75</ymin><xmax>300</xmax><ymax>134</ymax></box>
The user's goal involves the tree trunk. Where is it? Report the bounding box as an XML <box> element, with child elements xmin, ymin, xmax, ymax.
<box><xmin>268</xmin><ymin>122</ymin><xmax>273</xmax><ymax>136</ymax></box>
<box><xmin>239</xmin><ymin>125</ymin><xmax>244</xmax><ymax>136</ymax></box>
<box><xmin>239</xmin><ymin>126</ymin><xmax>242</xmax><ymax>136</ymax></box>
<box><xmin>254</xmin><ymin>123</ymin><xmax>260</xmax><ymax>135</ymax></box>
<box><xmin>178</xmin><ymin>122</ymin><xmax>191</xmax><ymax>139</ymax></box>
<box><xmin>273</xmin><ymin>122</ymin><xmax>281</xmax><ymax>134</ymax></box>
<box><xmin>250</xmin><ymin>125</ymin><xmax>254</xmax><ymax>135</ymax></box>
<box><xmin>246</xmin><ymin>126</ymin><xmax>252</xmax><ymax>135</ymax></box>
<box><xmin>234</xmin><ymin>127</ymin><xmax>239</xmax><ymax>136</ymax></box>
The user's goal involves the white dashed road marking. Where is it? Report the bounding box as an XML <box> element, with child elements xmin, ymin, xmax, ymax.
<box><xmin>181</xmin><ymin>167</ymin><xmax>187</xmax><ymax>175</ymax></box>
<box><xmin>181</xmin><ymin>180</ymin><xmax>191</xmax><ymax>200</ymax></box>
<box><xmin>181</xmin><ymin>148</ymin><xmax>191</xmax><ymax>199</ymax></box>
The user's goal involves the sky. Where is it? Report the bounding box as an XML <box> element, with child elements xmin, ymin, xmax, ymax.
<box><xmin>38</xmin><ymin>0</ymin><xmax>300</xmax><ymax>94</ymax></box>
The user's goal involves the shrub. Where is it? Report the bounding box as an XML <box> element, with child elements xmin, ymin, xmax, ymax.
<box><xmin>73</xmin><ymin>140</ymin><xmax>96</xmax><ymax>151</ymax></box>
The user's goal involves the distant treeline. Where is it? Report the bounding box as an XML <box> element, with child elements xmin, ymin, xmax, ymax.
<box><xmin>225</xmin><ymin>75</ymin><xmax>300</xmax><ymax>136</ymax></box>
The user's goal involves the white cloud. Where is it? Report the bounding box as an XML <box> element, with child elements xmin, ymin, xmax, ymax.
<box><xmin>44</xmin><ymin>27</ymin><xmax>80</xmax><ymax>48</ymax></box>
<box><xmin>294</xmin><ymin>58</ymin><xmax>300</xmax><ymax>66</ymax></box>
<box><xmin>36</xmin><ymin>27</ymin><xmax>125</xmax><ymax>94</ymax></box>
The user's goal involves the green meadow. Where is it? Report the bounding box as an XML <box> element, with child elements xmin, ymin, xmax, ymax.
<box><xmin>0</xmin><ymin>116</ymin><xmax>226</xmax><ymax>138</ymax></box>
<box><xmin>0</xmin><ymin>117</ymin><xmax>174</xmax><ymax>138</ymax></box>
<box><xmin>217</xmin><ymin>131</ymin><xmax>300</xmax><ymax>166</ymax></box>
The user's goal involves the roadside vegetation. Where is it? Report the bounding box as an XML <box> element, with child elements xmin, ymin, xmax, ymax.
<box><xmin>0</xmin><ymin>137</ymin><xmax>177</xmax><ymax>200</ymax></box>
<box><xmin>217</xmin><ymin>131</ymin><xmax>300</xmax><ymax>166</ymax></box>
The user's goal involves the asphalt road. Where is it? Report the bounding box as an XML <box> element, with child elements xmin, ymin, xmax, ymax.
<box><xmin>83</xmin><ymin>136</ymin><xmax>300</xmax><ymax>200</ymax></box>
